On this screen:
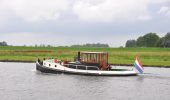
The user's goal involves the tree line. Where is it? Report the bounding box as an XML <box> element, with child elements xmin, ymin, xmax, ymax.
<box><xmin>71</xmin><ymin>43</ymin><xmax>109</xmax><ymax>48</ymax></box>
<box><xmin>0</xmin><ymin>42</ymin><xmax>109</xmax><ymax>48</ymax></box>
<box><xmin>125</xmin><ymin>32</ymin><xmax>170</xmax><ymax>48</ymax></box>
<box><xmin>0</xmin><ymin>41</ymin><xmax>8</xmax><ymax>46</ymax></box>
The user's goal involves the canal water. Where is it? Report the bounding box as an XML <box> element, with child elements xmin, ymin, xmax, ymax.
<box><xmin>0</xmin><ymin>62</ymin><xmax>170</xmax><ymax>100</ymax></box>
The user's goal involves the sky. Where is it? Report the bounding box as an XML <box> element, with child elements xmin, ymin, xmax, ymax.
<box><xmin>0</xmin><ymin>0</ymin><xmax>170</xmax><ymax>47</ymax></box>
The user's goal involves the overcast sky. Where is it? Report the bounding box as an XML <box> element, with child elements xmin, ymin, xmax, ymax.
<box><xmin>0</xmin><ymin>0</ymin><xmax>170</xmax><ymax>47</ymax></box>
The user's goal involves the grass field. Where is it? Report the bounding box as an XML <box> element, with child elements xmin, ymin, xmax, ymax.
<box><xmin>0</xmin><ymin>46</ymin><xmax>170</xmax><ymax>67</ymax></box>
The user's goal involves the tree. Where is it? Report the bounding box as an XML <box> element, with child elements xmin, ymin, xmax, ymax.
<box><xmin>136</xmin><ymin>33</ymin><xmax>160</xmax><ymax>47</ymax></box>
<box><xmin>0</xmin><ymin>41</ymin><xmax>8</xmax><ymax>46</ymax></box>
<box><xmin>125</xmin><ymin>40</ymin><xmax>136</xmax><ymax>47</ymax></box>
<box><xmin>136</xmin><ymin>36</ymin><xmax>145</xmax><ymax>47</ymax></box>
<box><xmin>143</xmin><ymin>33</ymin><xmax>160</xmax><ymax>47</ymax></box>
<box><xmin>164</xmin><ymin>32</ymin><xmax>170</xmax><ymax>47</ymax></box>
<box><xmin>156</xmin><ymin>32</ymin><xmax>170</xmax><ymax>48</ymax></box>
<box><xmin>156</xmin><ymin>37</ymin><xmax>165</xmax><ymax>47</ymax></box>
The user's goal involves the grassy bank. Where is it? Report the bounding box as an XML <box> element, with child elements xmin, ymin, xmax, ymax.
<box><xmin>0</xmin><ymin>46</ymin><xmax>170</xmax><ymax>67</ymax></box>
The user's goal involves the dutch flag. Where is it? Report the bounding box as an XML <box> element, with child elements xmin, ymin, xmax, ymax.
<box><xmin>133</xmin><ymin>56</ymin><xmax>144</xmax><ymax>74</ymax></box>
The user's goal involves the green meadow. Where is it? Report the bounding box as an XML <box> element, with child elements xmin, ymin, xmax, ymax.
<box><xmin>0</xmin><ymin>46</ymin><xmax>170</xmax><ymax>67</ymax></box>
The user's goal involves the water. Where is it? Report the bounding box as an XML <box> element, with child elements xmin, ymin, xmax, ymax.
<box><xmin>0</xmin><ymin>62</ymin><xmax>170</xmax><ymax>100</ymax></box>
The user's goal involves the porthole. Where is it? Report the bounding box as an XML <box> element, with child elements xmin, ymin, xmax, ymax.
<box><xmin>55</xmin><ymin>65</ymin><xmax>57</xmax><ymax>67</ymax></box>
<box><xmin>49</xmin><ymin>64</ymin><xmax>51</xmax><ymax>66</ymax></box>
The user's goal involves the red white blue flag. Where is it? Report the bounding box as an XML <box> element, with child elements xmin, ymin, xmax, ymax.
<box><xmin>134</xmin><ymin>56</ymin><xmax>144</xmax><ymax>74</ymax></box>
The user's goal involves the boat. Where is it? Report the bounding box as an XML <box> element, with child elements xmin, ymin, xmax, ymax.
<box><xmin>36</xmin><ymin>51</ymin><xmax>144</xmax><ymax>76</ymax></box>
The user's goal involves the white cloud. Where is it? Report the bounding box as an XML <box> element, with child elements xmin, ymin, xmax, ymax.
<box><xmin>73</xmin><ymin>0</ymin><xmax>152</xmax><ymax>23</ymax></box>
<box><xmin>159</xmin><ymin>6</ymin><xmax>170</xmax><ymax>13</ymax></box>
<box><xmin>158</xmin><ymin>6</ymin><xmax>170</xmax><ymax>17</ymax></box>
<box><xmin>0</xmin><ymin>0</ymin><xmax>170</xmax><ymax>24</ymax></box>
<box><xmin>1</xmin><ymin>0</ymin><xmax>69</xmax><ymax>22</ymax></box>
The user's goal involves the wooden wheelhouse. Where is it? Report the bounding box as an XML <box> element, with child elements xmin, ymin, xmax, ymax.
<box><xmin>78</xmin><ymin>52</ymin><xmax>109</xmax><ymax>70</ymax></box>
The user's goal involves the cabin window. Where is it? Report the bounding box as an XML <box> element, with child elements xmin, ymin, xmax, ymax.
<box><xmin>49</xmin><ymin>64</ymin><xmax>51</xmax><ymax>66</ymax></box>
<box><xmin>69</xmin><ymin>65</ymin><xmax>76</xmax><ymax>69</ymax></box>
<box><xmin>55</xmin><ymin>65</ymin><xmax>57</xmax><ymax>67</ymax></box>
<box><xmin>87</xmin><ymin>67</ymin><xmax>99</xmax><ymax>70</ymax></box>
<box><xmin>77</xmin><ymin>66</ymin><xmax>86</xmax><ymax>70</ymax></box>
